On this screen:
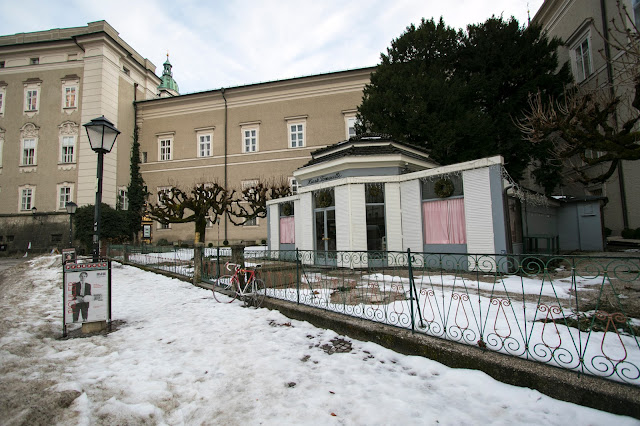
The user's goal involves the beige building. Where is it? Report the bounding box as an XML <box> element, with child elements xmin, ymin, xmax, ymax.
<box><xmin>532</xmin><ymin>0</ymin><xmax>640</xmax><ymax>235</ymax></box>
<box><xmin>0</xmin><ymin>21</ymin><xmax>161</xmax><ymax>252</ymax></box>
<box><xmin>136</xmin><ymin>68</ymin><xmax>373</xmax><ymax>245</ymax></box>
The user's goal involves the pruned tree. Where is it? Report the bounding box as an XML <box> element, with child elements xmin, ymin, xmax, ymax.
<box><xmin>146</xmin><ymin>182</ymin><xmax>230</xmax><ymax>242</ymax></box>
<box><xmin>517</xmin><ymin>88</ymin><xmax>640</xmax><ymax>189</ymax></box>
<box><xmin>226</xmin><ymin>179</ymin><xmax>292</xmax><ymax>226</ymax></box>
<box><xmin>517</xmin><ymin>2</ymin><xmax>640</xmax><ymax>193</ymax></box>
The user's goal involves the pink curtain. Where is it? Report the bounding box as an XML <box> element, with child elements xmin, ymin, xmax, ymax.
<box><xmin>422</xmin><ymin>198</ymin><xmax>466</xmax><ymax>244</ymax></box>
<box><xmin>423</xmin><ymin>200</ymin><xmax>449</xmax><ymax>244</ymax></box>
<box><xmin>447</xmin><ymin>198</ymin><xmax>466</xmax><ymax>244</ymax></box>
<box><xmin>280</xmin><ymin>216</ymin><xmax>295</xmax><ymax>244</ymax></box>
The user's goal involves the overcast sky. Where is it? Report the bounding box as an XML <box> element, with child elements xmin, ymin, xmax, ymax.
<box><xmin>1</xmin><ymin>0</ymin><xmax>544</xmax><ymax>94</ymax></box>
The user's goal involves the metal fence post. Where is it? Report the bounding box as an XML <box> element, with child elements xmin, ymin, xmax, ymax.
<box><xmin>296</xmin><ymin>248</ymin><xmax>300</xmax><ymax>305</ymax></box>
<box><xmin>408</xmin><ymin>248</ymin><xmax>415</xmax><ymax>333</ymax></box>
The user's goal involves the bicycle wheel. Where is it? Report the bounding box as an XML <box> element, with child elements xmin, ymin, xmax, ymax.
<box><xmin>252</xmin><ymin>279</ymin><xmax>266</xmax><ymax>307</ymax></box>
<box><xmin>213</xmin><ymin>275</ymin><xmax>237</xmax><ymax>303</ymax></box>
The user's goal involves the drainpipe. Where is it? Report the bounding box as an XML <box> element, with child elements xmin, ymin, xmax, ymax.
<box><xmin>600</xmin><ymin>0</ymin><xmax>629</xmax><ymax>230</ymax></box>
<box><xmin>503</xmin><ymin>185</ymin><xmax>515</xmax><ymax>254</ymax></box>
<box><xmin>221</xmin><ymin>88</ymin><xmax>229</xmax><ymax>242</ymax></box>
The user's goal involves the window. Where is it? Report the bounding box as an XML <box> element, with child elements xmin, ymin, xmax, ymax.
<box><xmin>58</xmin><ymin>186</ymin><xmax>71</xmax><ymax>210</ymax></box>
<box><xmin>343</xmin><ymin>110</ymin><xmax>358</xmax><ymax>139</ymax></box>
<box><xmin>366</xmin><ymin>183</ymin><xmax>386</xmax><ymax>251</ymax></box>
<box><xmin>198</xmin><ymin>133</ymin><xmax>212</xmax><ymax>157</ymax></box>
<box><xmin>159</xmin><ymin>138</ymin><xmax>172</xmax><ymax>161</ymax></box>
<box><xmin>26</xmin><ymin>89</ymin><xmax>38</xmax><ymax>111</ymax></box>
<box><xmin>30</xmin><ymin>58</ymin><xmax>39</xmax><ymax>65</ymax></box>
<box><xmin>23</xmin><ymin>80</ymin><xmax>41</xmax><ymax>116</ymax></box>
<box><xmin>22</xmin><ymin>138</ymin><xmax>36</xmax><ymax>165</ymax></box>
<box><xmin>142</xmin><ymin>152</ymin><xmax>148</xmax><ymax>163</ymax></box>
<box><xmin>421</xmin><ymin>176</ymin><xmax>466</xmax><ymax>245</ymax></box>
<box><xmin>574</xmin><ymin>37</ymin><xmax>592</xmax><ymax>82</ymax></box>
<box><xmin>20</xmin><ymin>187</ymin><xmax>34</xmax><ymax>211</ymax></box>
<box><xmin>118</xmin><ymin>187</ymin><xmax>129</xmax><ymax>210</ymax></box>
<box><xmin>280</xmin><ymin>202</ymin><xmax>295</xmax><ymax>244</ymax></box>
<box><xmin>289</xmin><ymin>177</ymin><xmax>298</xmax><ymax>195</ymax></box>
<box><xmin>289</xmin><ymin>123</ymin><xmax>305</xmax><ymax>148</ymax></box>
<box><xmin>635</xmin><ymin>0</ymin><xmax>640</xmax><ymax>26</ymax></box>
<box><xmin>20</xmin><ymin>123</ymin><xmax>39</xmax><ymax>167</ymax></box>
<box><xmin>61</xmin><ymin>136</ymin><xmax>75</xmax><ymax>163</ymax></box>
<box><xmin>64</xmin><ymin>86</ymin><xmax>77</xmax><ymax>108</ymax></box>
<box><xmin>243</xmin><ymin>128</ymin><xmax>258</xmax><ymax>153</ymax></box>
<box><xmin>0</xmin><ymin>130</ymin><xmax>4</xmax><ymax>168</ymax></box>
<box><xmin>0</xmin><ymin>84</ymin><xmax>5</xmax><ymax>116</ymax></box>
<box><xmin>0</xmin><ymin>61</ymin><xmax>5</xmax><ymax>68</ymax></box>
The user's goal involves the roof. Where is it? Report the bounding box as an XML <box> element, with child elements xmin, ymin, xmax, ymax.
<box><xmin>302</xmin><ymin>134</ymin><xmax>433</xmax><ymax>168</ymax></box>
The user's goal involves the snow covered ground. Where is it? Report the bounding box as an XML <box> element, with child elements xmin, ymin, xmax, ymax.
<box><xmin>0</xmin><ymin>255</ymin><xmax>637</xmax><ymax>425</ymax></box>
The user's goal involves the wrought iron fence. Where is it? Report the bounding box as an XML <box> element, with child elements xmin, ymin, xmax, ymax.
<box><xmin>244</xmin><ymin>249</ymin><xmax>640</xmax><ymax>386</ymax></box>
<box><xmin>109</xmin><ymin>244</ymin><xmax>640</xmax><ymax>386</ymax></box>
<box><xmin>108</xmin><ymin>244</ymin><xmax>231</xmax><ymax>278</ymax></box>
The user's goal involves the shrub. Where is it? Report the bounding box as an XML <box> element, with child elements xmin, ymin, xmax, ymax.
<box><xmin>622</xmin><ymin>228</ymin><xmax>635</xmax><ymax>239</ymax></box>
<box><xmin>208</xmin><ymin>242</ymin><xmax>214</xmax><ymax>248</ymax></box>
<box><xmin>157</xmin><ymin>238</ymin><xmax>170</xmax><ymax>246</ymax></box>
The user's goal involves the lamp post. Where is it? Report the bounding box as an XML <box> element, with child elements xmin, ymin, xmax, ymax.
<box><xmin>83</xmin><ymin>116</ymin><xmax>120</xmax><ymax>262</ymax></box>
<box><xmin>65</xmin><ymin>201</ymin><xmax>77</xmax><ymax>247</ymax></box>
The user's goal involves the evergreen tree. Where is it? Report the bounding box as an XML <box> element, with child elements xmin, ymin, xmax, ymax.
<box><xmin>127</xmin><ymin>126</ymin><xmax>146</xmax><ymax>242</ymax></box>
<box><xmin>357</xmin><ymin>16</ymin><xmax>572</xmax><ymax>183</ymax></box>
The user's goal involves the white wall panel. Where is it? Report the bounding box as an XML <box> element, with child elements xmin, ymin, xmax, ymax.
<box><xmin>400</xmin><ymin>180</ymin><xmax>423</xmax><ymax>252</ymax></box>
<box><xmin>268</xmin><ymin>204</ymin><xmax>279</xmax><ymax>251</ymax></box>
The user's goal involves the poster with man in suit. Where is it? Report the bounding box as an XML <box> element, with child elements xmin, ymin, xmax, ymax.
<box><xmin>64</xmin><ymin>263</ymin><xmax>109</xmax><ymax>324</ymax></box>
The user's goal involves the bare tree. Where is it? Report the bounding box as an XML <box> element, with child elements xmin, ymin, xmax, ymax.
<box><xmin>147</xmin><ymin>182</ymin><xmax>230</xmax><ymax>242</ymax></box>
<box><xmin>517</xmin><ymin>88</ymin><xmax>640</xmax><ymax>186</ymax></box>
<box><xmin>226</xmin><ymin>179</ymin><xmax>292</xmax><ymax>226</ymax></box>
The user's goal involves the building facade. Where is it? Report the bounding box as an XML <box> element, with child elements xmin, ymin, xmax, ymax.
<box><xmin>532</xmin><ymin>0</ymin><xmax>640</xmax><ymax>235</ymax></box>
<box><xmin>0</xmin><ymin>21</ymin><xmax>161</xmax><ymax>253</ymax></box>
<box><xmin>135</xmin><ymin>68</ymin><xmax>372</xmax><ymax>245</ymax></box>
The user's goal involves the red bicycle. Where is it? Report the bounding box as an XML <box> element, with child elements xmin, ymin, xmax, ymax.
<box><xmin>212</xmin><ymin>262</ymin><xmax>266</xmax><ymax>307</ymax></box>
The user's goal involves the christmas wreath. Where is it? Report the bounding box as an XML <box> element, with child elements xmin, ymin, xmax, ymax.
<box><xmin>316</xmin><ymin>191</ymin><xmax>333</xmax><ymax>208</ymax></box>
<box><xmin>282</xmin><ymin>202</ymin><xmax>293</xmax><ymax>216</ymax></box>
<box><xmin>434</xmin><ymin>178</ymin><xmax>454</xmax><ymax>198</ymax></box>
<box><xmin>367</xmin><ymin>185</ymin><xmax>382</xmax><ymax>200</ymax></box>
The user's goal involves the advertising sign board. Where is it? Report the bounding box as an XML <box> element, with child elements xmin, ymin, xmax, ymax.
<box><xmin>63</xmin><ymin>262</ymin><xmax>110</xmax><ymax>325</ymax></box>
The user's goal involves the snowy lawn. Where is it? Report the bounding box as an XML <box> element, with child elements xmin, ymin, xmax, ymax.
<box><xmin>0</xmin><ymin>255</ymin><xmax>637</xmax><ymax>425</ymax></box>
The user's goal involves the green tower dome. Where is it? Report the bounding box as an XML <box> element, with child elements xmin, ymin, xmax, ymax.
<box><xmin>158</xmin><ymin>54</ymin><xmax>179</xmax><ymax>95</ymax></box>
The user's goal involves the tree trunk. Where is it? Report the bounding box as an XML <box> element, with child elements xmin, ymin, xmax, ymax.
<box><xmin>195</xmin><ymin>215</ymin><xmax>207</xmax><ymax>243</ymax></box>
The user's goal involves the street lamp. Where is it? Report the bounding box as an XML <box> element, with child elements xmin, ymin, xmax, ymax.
<box><xmin>31</xmin><ymin>206</ymin><xmax>37</xmax><ymax>216</ymax></box>
<box><xmin>65</xmin><ymin>201</ymin><xmax>77</xmax><ymax>247</ymax></box>
<box><xmin>83</xmin><ymin>116</ymin><xmax>120</xmax><ymax>261</ymax></box>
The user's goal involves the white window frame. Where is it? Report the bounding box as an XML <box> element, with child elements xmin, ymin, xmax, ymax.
<box><xmin>0</xmin><ymin>129</ymin><xmax>4</xmax><ymax>169</ymax></box>
<box><xmin>0</xmin><ymin>84</ymin><xmax>6</xmax><ymax>117</ymax></box>
<box><xmin>287</xmin><ymin>119</ymin><xmax>306</xmax><ymax>148</ymax></box>
<box><xmin>289</xmin><ymin>177</ymin><xmax>299</xmax><ymax>195</ymax></box>
<box><xmin>197</xmin><ymin>129</ymin><xmax>213</xmax><ymax>158</ymax></box>
<box><xmin>61</xmin><ymin>77</ymin><xmax>79</xmax><ymax>112</ymax></box>
<box><xmin>19</xmin><ymin>186</ymin><xmax>35</xmax><ymax>212</ymax></box>
<box><xmin>57</xmin><ymin>183</ymin><xmax>74</xmax><ymax>211</ymax></box>
<box><xmin>241</xmin><ymin>125</ymin><xmax>259</xmax><ymax>153</ymax></box>
<box><xmin>23</xmin><ymin>80</ymin><xmax>41</xmax><ymax>116</ymax></box>
<box><xmin>60</xmin><ymin>135</ymin><xmax>76</xmax><ymax>164</ymax></box>
<box><xmin>343</xmin><ymin>110</ymin><xmax>358</xmax><ymax>140</ymax></box>
<box><xmin>569</xmin><ymin>24</ymin><xmax>593</xmax><ymax>84</ymax></box>
<box><xmin>21</xmin><ymin>138</ymin><xmax>37</xmax><ymax>166</ymax></box>
<box><xmin>118</xmin><ymin>187</ymin><xmax>129</xmax><ymax>210</ymax></box>
<box><xmin>158</xmin><ymin>136</ymin><xmax>173</xmax><ymax>161</ymax></box>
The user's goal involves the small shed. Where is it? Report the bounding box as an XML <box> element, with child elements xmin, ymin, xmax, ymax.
<box><xmin>267</xmin><ymin>135</ymin><xmax>510</xmax><ymax>266</ymax></box>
